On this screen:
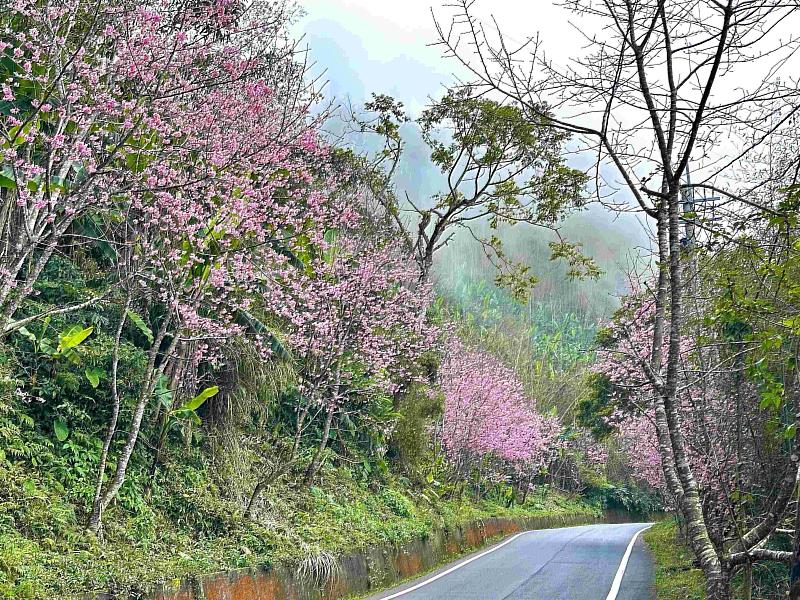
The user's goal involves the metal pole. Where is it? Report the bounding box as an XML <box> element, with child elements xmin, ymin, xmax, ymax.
<box><xmin>682</xmin><ymin>165</ymin><xmax>696</xmax><ymax>250</ymax></box>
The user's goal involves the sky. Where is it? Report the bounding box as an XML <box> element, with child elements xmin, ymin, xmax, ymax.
<box><xmin>293</xmin><ymin>0</ymin><xmax>642</xmax><ymax>204</ymax></box>
<box><xmin>296</xmin><ymin>0</ymin><xmax>578</xmax><ymax>114</ymax></box>
<box><xmin>296</xmin><ymin>0</ymin><xmax>799</xmax><ymax>202</ymax></box>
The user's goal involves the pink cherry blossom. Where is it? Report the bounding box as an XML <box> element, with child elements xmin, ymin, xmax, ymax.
<box><xmin>440</xmin><ymin>338</ymin><xmax>560</xmax><ymax>473</ymax></box>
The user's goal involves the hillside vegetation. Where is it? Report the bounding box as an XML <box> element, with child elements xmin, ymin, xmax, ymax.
<box><xmin>9</xmin><ymin>0</ymin><xmax>800</xmax><ymax>599</ymax></box>
<box><xmin>0</xmin><ymin>1</ymin><xmax>649</xmax><ymax>598</ymax></box>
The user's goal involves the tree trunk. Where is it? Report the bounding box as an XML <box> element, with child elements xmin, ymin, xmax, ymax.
<box><xmin>303</xmin><ymin>407</ymin><xmax>335</xmax><ymax>486</ymax></box>
<box><xmin>705</xmin><ymin>568</ymin><xmax>731</xmax><ymax>600</ymax></box>
<box><xmin>656</xmin><ymin>188</ymin><xmax>727</xmax><ymax>597</ymax></box>
<box><xmin>89</xmin><ymin>296</ymin><xmax>130</xmax><ymax>536</ymax></box>
<box><xmin>246</xmin><ymin>479</ymin><xmax>268</xmax><ymax>520</ymax></box>
<box><xmin>293</xmin><ymin>405</ymin><xmax>309</xmax><ymax>455</ymax></box>
<box><xmin>246</xmin><ymin>457</ymin><xmax>296</xmax><ymax>520</ymax></box>
<box><xmin>664</xmin><ymin>186</ymin><xmax>730</xmax><ymax>600</ymax></box>
<box><xmin>0</xmin><ymin>215</ymin><xmax>76</xmax><ymax>334</ymax></box>
<box><xmin>144</xmin><ymin>352</ymin><xmax>186</xmax><ymax>499</ymax></box>
<box><xmin>144</xmin><ymin>416</ymin><xmax>169</xmax><ymax>500</ymax></box>
<box><xmin>89</xmin><ymin>319</ymin><xmax>177</xmax><ymax>533</ymax></box>
<box><xmin>741</xmin><ymin>562</ymin><xmax>752</xmax><ymax>600</ymax></box>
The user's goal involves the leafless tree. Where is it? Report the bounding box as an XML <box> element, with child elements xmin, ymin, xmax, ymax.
<box><xmin>433</xmin><ymin>0</ymin><xmax>800</xmax><ymax>597</ymax></box>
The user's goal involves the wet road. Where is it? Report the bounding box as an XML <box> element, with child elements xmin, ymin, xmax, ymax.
<box><xmin>366</xmin><ymin>523</ymin><xmax>654</xmax><ymax>600</ymax></box>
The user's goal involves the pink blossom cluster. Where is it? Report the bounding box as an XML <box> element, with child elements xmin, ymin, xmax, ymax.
<box><xmin>125</xmin><ymin>71</ymin><xmax>331</xmax><ymax>359</ymax></box>
<box><xmin>439</xmin><ymin>339</ymin><xmax>560</xmax><ymax>470</ymax></box>
<box><xmin>1</xmin><ymin>0</ymin><xmax>442</xmax><ymax>397</ymax></box>
<box><xmin>593</xmin><ymin>294</ymin><xmax>752</xmax><ymax>501</ymax></box>
<box><xmin>270</xmin><ymin>231</ymin><xmax>439</xmax><ymax>408</ymax></box>
<box><xmin>0</xmin><ymin>0</ymin><xmax>313</xmax><ymax>332</ymax></box>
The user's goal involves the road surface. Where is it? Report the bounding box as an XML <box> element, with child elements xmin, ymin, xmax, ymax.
<box><xmin>366</xmin><ymin>523</ymin><xmax>654</xmax><ymax>600</ymax></box>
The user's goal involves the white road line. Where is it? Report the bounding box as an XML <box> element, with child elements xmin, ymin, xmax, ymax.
<box><xmin>605</xmin><ymin>525</ymin><xmax>653</xmax><ymax>600</ymax></box>
<box><xmin>378</xmin><ymin>530</ymin><xmax>531</xmax><ymax>599</ymax></box>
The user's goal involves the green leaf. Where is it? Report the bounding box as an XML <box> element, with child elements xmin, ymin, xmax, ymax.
<box><xmin>22</xmin><ymin>479</ymin><xmax>37</xmax><ymax>495</ymax></box>
<box><xmin>125</xmin><ymin>151</ymin><xmax>152</xmax><ymax>174</ymax></box>
<box><xmin>125</xmin><ymin>309</ymin><xmax>154</xmax><ymax>344</ymax></box>
<box><xmin>85</xmin><ymin>368</ymin><xmax>103</xmax><ymax>388</ymax></box>
<box><xmin>234</xmin><ymin>310</ymin><xmax>291</xmax><ymax>360</ymax></box>
<box><xmin>53</xmin><ymin>418</ymin><xmax>69</xmax><ymax>442</ymax></box>
<box><xmin>181</xmin><ymin>386</ymin><xmax>219</xmax><ymax>412</ymax></box>
<box><xmin>172</xmin><ymin>408</ymin><xmax>202</xmax><ymax>425</ymax></box>
<box><xmin>57</xmin><ymin>326</ymin><xmax>93</xmax><ymax>352</ymax></box>
<box><xmin>0</xmin><ymin>171</ymin><xmax>17</xmax><ymax>190</ymax></box>
<box><xmin>154</xmin><ymin>374</ymin><xmax>173</xmax><ymax>408</ymax></box>
<box><xmin>39</xmin><ymin>339</ymin><xmax>56</xmax><ymax>355</ymax></box>
<box><xmin>62</xmin><ymin>348</ymin><xmax>82</xmax><ymax>365</ymax></box>
<box><xmin>783</xmin><ymin>317</ymin><xmax>800</xmax><ymax>334</ymax></box>
<box><xmin>269</xmin><ymin>240</ymin><xmax>304</xmax><ymax>270</ymax></box>
<box><xmin>16</xmin><ymin>326</ymin><xmax>37</xmax><ymax>344</ymax></box>
<box><xmin>74</xmin><ymin>215</ymin><xmax>117</xmax><ymax>262</ymax></box>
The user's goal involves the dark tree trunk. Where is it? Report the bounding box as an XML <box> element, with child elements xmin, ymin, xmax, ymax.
<box><xmin>791</xmin><ymin>497</ymin><xmax>800</xmax><ymax>599</ymax></box>
<box><xmin>303</xmin><ymin>407</ymin><xmax>335</xmax><ymax>486</ymax></box>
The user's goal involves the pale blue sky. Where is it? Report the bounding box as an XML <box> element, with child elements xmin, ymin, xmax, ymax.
<box><xmin>296</xmin><ymin>0</ymin><xmax>580</xmax><ymax>114</ymax></box>
<box><xmin>297</xmin><ymin>0</ymin><xmax>453</xmax><ymax>113</ymax></box>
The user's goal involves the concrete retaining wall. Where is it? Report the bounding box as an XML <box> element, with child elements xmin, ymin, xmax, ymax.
<box><xmin>144</xmin><ymin>512</ymin><xmax>602</xmax><ymax>600</ymax></box>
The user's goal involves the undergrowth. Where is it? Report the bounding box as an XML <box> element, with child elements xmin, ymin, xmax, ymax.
<box><xmin>0</xmin><ymin>447</ymin><xmax>597</xmax><ymax>599</ymax></box>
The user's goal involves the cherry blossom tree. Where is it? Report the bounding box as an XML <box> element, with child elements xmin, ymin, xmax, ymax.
<box><xmin>3</xmin><ymin>0</ymin><xmax>441</xmax><ymax>534</ymax></box>
<box><xmin>6</xmin><ymin>0</ymin><xmax>333</xmax><ymax>533</ymax></box>
<box><xmin>589</xmin><ymin>289</ymin><xmax>791</xmax><ymax>589</ymax></box>
<box><xmin>439</xmin><ymin>339</ymin><xmax>560</xmax><ymax>489</ymax></box>
<box><xmin>591</xmin><ymin>296</ymin><xmax>728</xmax><ymax>496</ymax></box>
<box><xmin>88</xmin><ymin>73</ymin><xmax>328</xmax><ymax>532</ymax></box>
<box><xmin>267</xmin><ymin>227</ymin><xmax>438</xmax><ymax>487</ymax></box>
<box><xmin>0</xmin><ymin>0</ymin><xmax>302</xmax><ymax>336</ymax></box>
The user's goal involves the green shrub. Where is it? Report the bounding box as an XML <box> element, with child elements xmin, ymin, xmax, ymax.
<box><xmin>0</xmin><ymin>533</ymin><xmax>43</xmax><ymax>599</ymax></box>
<box><xmin>381</xmin><ymin>489</ymin><xmax>415</xmax><ymax>518</ymax></box>
<box><xmin>585</xmin><ymin>481</ymin><xmax>662</xmax><ymax>515</ymax></box>
<box><xmin>389</xmin><ymin>383</ymin><xmax>442</xmax><ymax>480</ymax></box>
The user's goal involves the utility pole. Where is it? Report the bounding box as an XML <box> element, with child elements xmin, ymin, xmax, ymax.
<box><xmin>680</xmin><ymin>166</ymin><xmax>700</xmax><ymax>300</ymax></box>
<box><xmin>680</xmin><ymin>165</ymin><xmax>719</xmax><ymax>250</ymax></box>
<box><xmin>680</xmin><ymin>164</ymin><xmax>718</xmax><ymax>309</ymax></box>
<box><xmin>681</xmin><ymin>166</ymin><xmax>697</xmax><ymax>250</ymax></box>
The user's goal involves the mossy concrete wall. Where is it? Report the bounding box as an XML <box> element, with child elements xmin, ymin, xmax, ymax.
<box><xmin>145</xmin><ymin>512</ymin><xmax>602</xmax><ymax>600</ymax></box>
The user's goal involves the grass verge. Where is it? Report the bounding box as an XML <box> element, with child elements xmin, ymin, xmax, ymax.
<box><xmin>643</xmin><ymin>519</ymin><xmax>705</xmax><ymax>600</ymax></box>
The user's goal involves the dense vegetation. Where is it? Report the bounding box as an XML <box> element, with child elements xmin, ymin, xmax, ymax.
<box><xmin>0</xmin><ymin>1</ymin><xmax>643</xmax><ymax>598</ymax></box>
<box><xmin>5</xmin><ymin>0</ymin><xmax>800</xmax><ymax>599</ymax></box>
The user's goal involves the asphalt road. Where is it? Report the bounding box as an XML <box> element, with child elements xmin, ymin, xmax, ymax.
<box><xmin>366</xmin><ymin>523</ymin><xmax>654</xmax><ymax>600</ymax></box>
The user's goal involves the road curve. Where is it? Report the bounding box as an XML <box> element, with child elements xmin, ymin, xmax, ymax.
<box><xmin>365</xmin><ymin>523</ymin><xmax>654</xmax><ymax>600</ymax></box>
